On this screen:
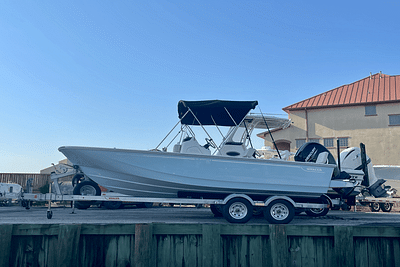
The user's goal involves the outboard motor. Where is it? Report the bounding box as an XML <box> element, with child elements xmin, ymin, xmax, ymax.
<box><xmin>294</xmin><ymin>142</ymin><xmax>337</xmax><ymax>165</ymax></box>
<box><xmin>340</xmin><ymin>145</ymin><xmax>389</xmax><ymax>197</ymax></box>
<box><xmin>294</xmin><ymin>142</ymin><xmax>355</xmax><ymax>197</ymax></box>
<box><xmin>294</xmin><ymin>142</ymin><xmax>343</xmax><ymax>179</ymax></box>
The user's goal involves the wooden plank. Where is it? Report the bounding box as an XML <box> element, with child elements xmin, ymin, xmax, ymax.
<box><xmin>239</xmin><ymin>235</ymin><xmax>249</xmax><ymax>267</ymax></box>
<box><xmin>153</xmin><ymin>223</ymin><xmax>202</xmax><ymax>235</ymax></box>
<box><xmin>262</xmin><ymin>235</ymin><xmax>272</xmax><ymax>267</ymax></box>
<box><xmin>105</xmin><ymin>236</ymin><xmax>118</xmax><ymax>267</ymax></box>
<box><xmin>184</xmin><ymin>235</ymin><xmax>200</xmax><ymax>267</ymax></box>
<box><xmin>300</xmin><ymin>236</ymin><xmax>316</xmax><ymax>267</ymax></box>
<box><xmin>202</xmin><ymin>224</ymin><xmax>221</xmax><ymax>267</ymax></box>
<box><xmin>155</xmin><ymin>234</ymin><xmax>171</xmax><ymax>267</ymax></box>
<box><xmin>221</xmin><ymin>224</ymin><xmax>270</xmax><ymax>236</ymax></box>
<box><xmin>130</xmin><ymin>234</ymin><xmax>136</xmax><ymax>267</ymax></box>
<box><xmin>286</xmin><ymin>225</ymin><xmax>334</xmax><ymax>237</ymax></box>
<box><xmin>249</xmin><ymin>235</ymin><xmax>263</xmax><ymax>267</ymax></box>
<box><xmin>288</xmin><ymin>236</ymin><xmax>302</xmax><ymax>267</ymax></box>
<box><xmin>334</xmin><ymin>226</ymin><xmax>354</xmax><ymax>267</ymax></box>
<box><xmin>354</xmin><ymin>237</ymin><xmax>368</xmax><ymax>267</ymax></box>
<box><xmin>81</xmin><ymin>223</ymin><xmax>136</xmax><ymax>235</ymax></box>
<box><xmin>0</xmin><ymin>225</ymin><xmax>13</xmax><ymax>267</ymax></box>
<box><xmin>315</xmin><ymin>236</ymin><xmax>334</xmax><ymax>267</ymax></box>
<box><xmin>394</xmin><ymin>238</ymin><xmax>400</xmax><ymax>267</ymax></box>
<box><xmin>12</xmin><ymin>224</ymin><xmax>59</xmax><ymax>236</ymax></box>
<box><xmin>367</xmin><ymin>237</ymin><xmax>383</xmax><ymax>267</ymax></box>
<box><xmin>116</xmin><ymin>235</ymin><xmax>132</xmax><ymax>267</ymax></box>
<box><xmin>353</xmin><ymin>226</ymin><xmax>400</xmax><ymax>237</ymax></box>
<box><xmin>174</xmin><ymin>235</ymin><xmax>185</xmax><ymax>267</ymax></box>
<box><xmin>10</xmin><ymin>236</ymin><xmax>41</xmax><ymax>267</ymax></box>
<box><xmin>222</xmin><ymin>235</ymin><xmax>239</xmax><ymax>267</ymax></box>
<box><xmin>269</xmin><ymin>224</ymin><xmax>289</xmax><ymax>267</ymax></box>
<box><xmin>46</xmin><ymin>235</ymin><xmax>59</xmax><ymax>267</ymax></box>
<box><xmin>56</xmin><ymin>224</ymin><xmax>82</xmax><ymax>267</ymax></box>
<box><xmin>134</xmin><ymin>223</ymin><xmax>153</xmax><ymax>267</ymax></box>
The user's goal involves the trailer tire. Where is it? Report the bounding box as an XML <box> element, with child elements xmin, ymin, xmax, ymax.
<box><xmin>73</xmin><ymin>181</ymin><xmax>101</xmax><ymax>209</ymax></box>
<box><xmin>136</xmin><ymin>202</ymin><xmax>154</xmax><ymax>208</ymax></box>
<box><xmin>103</xmin><ymin>201</ymin><xmax>122</xmax><ymax>210</ymax></box>
<box><xmin>380</xmin><ymin>203</ymin><xmax>393</xmax><ymax>212</ymax></box>
<box><xmin>210</xmin><ymin>204</ymin><xmax>223</xmax><ymax>217</ymax></box>
<box><xmin>305</xmin><ymin>197</ymin><xmax>329</xmax><ymax>217</ymax></box>
<box><xmin>264</xmin><ymin>199</ymin><xmax>295</xmax><ymax>224</ymax></box>
<box><xmin>222</xmin><ymin>198</ymin><xmax>253</xmax><ymax>223</ymax></box>
<box><xmin>72</xmin><ymin>173</ymin><xmax>85</xmax><ymax>187</ymax></box>
<box><xmin>370</xmin><ymin>202</ymin><xmax>380</xmax><ymax>212</ymax></box>
<box><xmin>47</xmin><ymin>210</ymin><xmax>53</xmax><ymax>219</ymax></box>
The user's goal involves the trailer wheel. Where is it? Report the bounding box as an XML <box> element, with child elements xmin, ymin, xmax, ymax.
<box><xmin>305</xmin><ymin>197</ymin><xmax>329</xmax><ymax>217</ymax></box>
<box><xmin>103</xmin><ymin>201</ymin><xmax>122</xmax><ymax>209</ymax></box>
<box><xmin>73</xmin><ymin>181</ymin><xmax>101</xmax><ymax>209</ymax></box>
<box><xmin>264</xmin><ymin>199</ymin><xmax>295</xmax><ymax>224</ymax></box>
<box><xmin>72</xmin><ymin>173</ymin><xmax>85</xmax><ymax>187</ymax></box>
<box><xmin>370</xmin><ymin>202</ymin><xmax>380</xmax><ymax>212</ymax></box>
<box><xmin>210</xmin><ymin>204</ymin><xmax>223</xmax><ymax>217</ymax></box>
<box><xmin>222</xmin><ymin>198</ymin><xmax>253</xmax><ymax>223</ymax></box>
<box><xmin>380</xmin><ymin>203</ymin><xmax>393</xmax><ymax>212</ymax></box>
<box><xmin>47</xmin><ymin>210</ymin><xmax>53</xmax><ymax>219</ymax></box>
<box><xmin>136</xmin><ymin>202</ymin><xmax>154</xmax><ymax>208</ymax></box>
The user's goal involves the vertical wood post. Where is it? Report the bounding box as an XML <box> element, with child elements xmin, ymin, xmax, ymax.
<box><xmin>0</xmin><ymin>224</ymin><xmax>13</xmax><ymax>267</ymax></box>
<box><xmin>202</xmin><ymin>224</ymin><xmax>221</xmax><ymax>267</ymax></box>
<box><xmin>56</xmin><ymin>224</ymin><xmax>82</xmax><ymax>267</ymax></box>
<box><xmin>269</xmin><ymin>224</ymin><xmax>289</xmax><ymax>267</ymax></box>
<box><xmin>134</xmin><ymin>223</ymin><xmax>153</xmax><ymax>267</ymax></box>
<box><xmin>334</xmin><ymin>226</ymin><xmax>354</xmax><ymax>267</ymax></box>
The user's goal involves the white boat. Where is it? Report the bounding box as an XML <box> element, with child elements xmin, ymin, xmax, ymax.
<box><xmin>0</xmin><ymin>183</ymin><xmax>22</xmax><ymax>205</ymax></box>
<box><xmin>59</xmin><ymin>100</ymin><xmax>361</xmax><ymax>202</ymax></box>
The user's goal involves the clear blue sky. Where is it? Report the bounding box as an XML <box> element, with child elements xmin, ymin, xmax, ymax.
<box><xmin>1</xmin><ymin>1</ymin><xmax>399</xmax><ymax>173</ymax></box>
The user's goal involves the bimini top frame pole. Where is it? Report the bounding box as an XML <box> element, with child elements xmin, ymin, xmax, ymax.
<box><xmin>155</xmin><ymin>109</ymin><xmax>190</xmax><ymax>150</ymax></box>
<box><xmin>186</xmin><ymin>107</ymin><xmax>219</xmax><ymax>151</ymax></box>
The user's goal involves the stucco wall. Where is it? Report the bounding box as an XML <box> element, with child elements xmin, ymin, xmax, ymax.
<box><xmin>263</xmin><ymin>103</ymin><xmax>400</xmax><ymax>165</ymax></box>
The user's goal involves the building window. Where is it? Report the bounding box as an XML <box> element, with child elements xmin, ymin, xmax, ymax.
<box><xmin>389</xmin><ymin>114</ymin><xmax>400</xmax><ymax>126</ymax></box>
<box><xmin>296</xmin><ymin>139</ymin><xmax>306</xmax><ymax>149</ymax></box>
<box><xmin>324</xmin><ymin>138</ymin><xmax>334</xmax><ymax>148</ymax></box>
<box><xmin>365</xmin><ymin>105</ymin><xmax>377</xmax><ymax>116</ymax></box>
<box><xmin>309</xmin><ymin>139</ymin><xmax>319</xmax><ymax>143</ymax></box>
<box><xmin>338</xmin><ymin>137</ymin><xmax>349</xmax><ymax>147</ymax></box>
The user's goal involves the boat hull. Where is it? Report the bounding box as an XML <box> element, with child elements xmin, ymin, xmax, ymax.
<box><xmin>59</xmin><ymin>146</ymin><xmax>337</xmax><ymax>199</ymax></box>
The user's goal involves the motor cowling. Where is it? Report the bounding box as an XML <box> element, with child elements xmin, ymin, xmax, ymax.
<box><xmin>294</xmin><ymin>142</ymin><xmax>344</xmax><ymax>180</ymax></box>
<box><xmin>294</xmin><ymin>142</ymin><xmax>357</xmax><ymax>197</ymax></box>
<box><xmin>340</xmin><ymin>147</ymin><xmax>388</xmax><ymax>197</ymax></box>
<box><xmin>294</xmin><ymin>142</ymin><xmax>337</xmax><ymax>164</ymax></box>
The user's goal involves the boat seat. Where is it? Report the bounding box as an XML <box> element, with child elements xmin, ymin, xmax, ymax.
<box><xmin>180</xmin><ymin>137</ymin><xmax>211</xmax><ymax>155</ymax></box>
<box><xmin>244</xmin><ymin>148</ymin><xmax>257</xmax><ymax>158</ymax></box>
<box><xmin>217</xmin><ymin>142</ymin><xmax>247</xmax><ymax>157</ymax></box>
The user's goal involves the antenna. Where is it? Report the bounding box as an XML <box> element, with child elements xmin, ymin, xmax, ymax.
<box><xmin>258</xmin><ymin>107</ymin><xmax>282</xmax><ymax>159</ymax></box>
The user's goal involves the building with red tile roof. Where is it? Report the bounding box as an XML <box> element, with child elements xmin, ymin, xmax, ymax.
<box><xmin>259</xmin><ymin>73</ymin><xmax>400</xmax><ymax>165</ymax></box>
<box><xmin>284</xmin><ymin>72</ymin><xmax>400</xmax><ymax>111</ymax></box>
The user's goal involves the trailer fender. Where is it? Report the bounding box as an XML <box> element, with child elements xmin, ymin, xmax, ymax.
<box><xmin>264</xmin><ymin>196</ymin><xmax>296</xmax><ymax>207</ymax></box>
<box><xmin>321</xmin><ymin>194</ymin><xmax>333</xmax><ymax>207</ymax></box>
<box><xmin>222</xmin><ymin>194</ymin><xmax>255</xmax><ymax>206</ymax></box>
